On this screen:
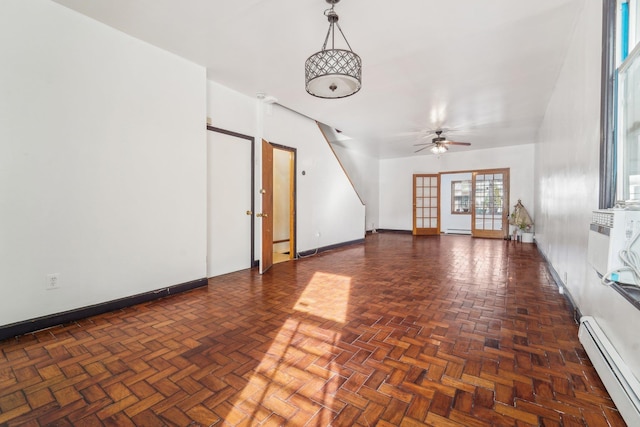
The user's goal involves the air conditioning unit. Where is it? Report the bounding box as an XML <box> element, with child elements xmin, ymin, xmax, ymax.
<box><xmin>587</xmin><ymin>209</ymin><xmax>640</xmax><ymax>285</ymax></box>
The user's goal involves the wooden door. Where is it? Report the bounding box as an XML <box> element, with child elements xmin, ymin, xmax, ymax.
<box><xmin>413</xmin><ymin>174</ymin><xmax>440</xmax><ymax>235</ymax></box>
<box><xmin>471</xmin><ymin>169</ymin><xmax>509</xmax><ymax>238</ymax></box>
<box><xmin>260</xmin><ymin>139</ymin><xmax>274</xmax><ymax>273</ymax></box>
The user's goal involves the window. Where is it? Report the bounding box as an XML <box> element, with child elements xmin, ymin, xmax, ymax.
<box><xmin>603</xmin><ymin>0</ymin><xmax>640</xmax><ymax>306</ymax></box>
<box><xmin>618</xmin><ymin>46</ymin><xmax>640</xmax><ymax>202</ymax></box>
<box><xmin>621</xmin><ymin>0</ymin><xmax>630</xmax><ymax>61</ymax></box>
<box><xmin>616</xmin><ymin>1</ymin><xmax>640</xmax><ymax>203</ymax></box>
<box><xmin>451</xmin><ymin>180</ymin><xmax>471</xmax><ymax>214</ymax></box>
<box><xmin>617</xmin><ymin>0</ymin><xmax>640</xmax><ymax>64</ymax></box>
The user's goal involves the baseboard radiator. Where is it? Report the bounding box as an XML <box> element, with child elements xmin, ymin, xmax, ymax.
<box><xmin>579</xmin><ymin>316</ymin><xmax>640</xmax><ymax>425</ymax></box>
<box><xmin>444</xmin><ymin>228</ymin><xmax>471</xmax><ymax>235</ymax></box>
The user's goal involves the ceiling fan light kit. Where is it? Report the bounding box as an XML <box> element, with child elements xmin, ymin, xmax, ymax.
<box><xmin>430</xmin><ymin>144</ymin><xmax>448</xmax><ymax>154</ymax></box>
<box><xmin>305</xmin><ymin>0</ymin><xmax>362</xmax><ymax>99</ymax></box>
<box><xmin>414</xmin><ymin>130</ymin><xmax>472</xmax><ymax>154</ymax></box>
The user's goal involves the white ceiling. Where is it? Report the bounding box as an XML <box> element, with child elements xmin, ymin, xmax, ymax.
<box><xmin>54</xmin><ymin>0</ymin><xmax>584</xmax><ymax>159</ymax></box>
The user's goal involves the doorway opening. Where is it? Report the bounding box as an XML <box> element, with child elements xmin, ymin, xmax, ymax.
<box><xmin>415</xmin><ymin>168</ymin><xmax>510</xmax><ymax>239</ymax></box>
<box><xmin>272</xmin><ymin>144</ymin><xmax>296</xmax><ymax>264</ymax></box>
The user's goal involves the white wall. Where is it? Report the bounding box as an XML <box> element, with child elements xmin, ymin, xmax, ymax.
<box><xmin>331</xmin><ymin>144</ymin><xmax>380</xmax><ymax>231</ymax></box>
<box><xmin>207</xmin><ymin>80</ymin><xmax>257</xmax><ymax>138</ymax></box>
<box><xmin>0</xmin><ymin>1</ymin><xmax>207</xmax><ymax>326</ymax></box>
<box><xmin>379</xmin><ymin>145</ymin><xmax>535</xmax><ymax>230</ymax></box>
<box><xmin>535</xmin><ymin>1</ymin><xmax>640</xmax><ymax>379</ymax></box>
<box><xmin>264</xmin><ymin>106</ymin><xmax>365</xmax><ymax>252</ymax></box>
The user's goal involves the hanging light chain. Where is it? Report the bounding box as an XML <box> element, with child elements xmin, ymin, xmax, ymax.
<box><xmin>320</xmin><ymin>5</ymin><xmax>354</xmax><ymax>53</ymax></box>
<box><xmin>334</xmin><ymin>21</ymin><xmax>354</xmax><ymax>52</ymax></box>
<box><xmin>321</xmin><ymin>16</ymin><xmax>334</xmax><ymax>51</ymax></box>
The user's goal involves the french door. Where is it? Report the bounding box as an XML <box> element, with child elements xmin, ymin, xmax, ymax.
<box><xmin>471</xmin><ymin>169</ymin><xmax>509</xmax><ymax>238</ymax></box>
<box><xmin>413</xmin><ymin>174</ymin><xmax>440</xmax><ymax>235</ymax></box>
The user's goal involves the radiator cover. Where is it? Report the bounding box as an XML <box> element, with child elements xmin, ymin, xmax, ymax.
<box><xmin>578</xmin><ymin>316</ymin><xmax>640</xmax><ymax>425</ymax></box>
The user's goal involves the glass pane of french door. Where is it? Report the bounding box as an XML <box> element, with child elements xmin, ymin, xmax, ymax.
<box><xmin>472</xmin><ymin>169</ymin><xmax>509</xmax><ymax>238</ymax></box>
<box><xmin>413</xmin><ymin>174</ymin><xmax>440</xmax><ymax>235</ymax></box>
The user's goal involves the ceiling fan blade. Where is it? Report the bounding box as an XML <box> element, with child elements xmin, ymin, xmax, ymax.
<box><xmin>412</xmin><ymin>142</ymin><xmax>432</xmax><ymax>146</ymax></box>
<box><xmin>414</xmin><ymin>146</ymin><xmax>430</xmax><ymax>153</ymax></box>
<box><xmin>445</xmin><ymin>141</ymin><xmax>471</xmax><ymax>146</ymax></box>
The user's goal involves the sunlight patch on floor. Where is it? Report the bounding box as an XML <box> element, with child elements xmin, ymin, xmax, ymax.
<box><xmin>222</xmin><ymin>273</ymin><xmax>352</xmax><ymax>421</ymax></box>
<box><xmin>294</xmin><ymin>272</ymin><xmax>352</xmax><ymax>323</ymax></box>
<box><xmin>227</xmin><ymin>318</ymin><xmax>343</xmax><ymax>423</ymax></box>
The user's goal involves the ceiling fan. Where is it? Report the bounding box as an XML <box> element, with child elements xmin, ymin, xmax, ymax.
<box><xmin>414</xmin><ymin>130</ymin><xmax>471</xmax><ymax>154</ymax></box>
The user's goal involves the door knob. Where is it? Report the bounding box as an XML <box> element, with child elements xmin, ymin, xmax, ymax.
<box><xmin>256</xmin><ymin>213</ymin><xmax>268</xmax><ymax>218</ymax></box>
<box><xmin>246</xmin><ymin>210</ymin><xmax>253</xmax><ymax>216</ymax></box>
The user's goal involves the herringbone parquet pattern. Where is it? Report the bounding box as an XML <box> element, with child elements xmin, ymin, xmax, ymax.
<box><xmin>0</xmin><ymin>233</ymin><xmax>626</xmax><ymax>426</ymax></box>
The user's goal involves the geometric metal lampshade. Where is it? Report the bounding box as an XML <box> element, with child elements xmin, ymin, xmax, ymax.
<box><xmin>305</xmin><ymin>0</ymin><xmax>362</xmax><ymax>98</ymax></box>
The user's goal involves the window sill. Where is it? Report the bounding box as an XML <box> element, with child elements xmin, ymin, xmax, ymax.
<box><xmin>611</xmin><ymin>282</ymin><xmax>640</xmax><ymax>311</ymax></box>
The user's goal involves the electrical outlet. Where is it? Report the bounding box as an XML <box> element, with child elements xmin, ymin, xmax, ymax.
<box><xmin>46</xmin><ymin>273</ymin><xmax>60</xmax><ymax>290</ymax></box>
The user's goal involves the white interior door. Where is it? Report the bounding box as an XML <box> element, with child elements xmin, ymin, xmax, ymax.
<box><xmin>207</xmin><ymin>129</ymin><xmax>253</xmax><ymax>277</ymax></box>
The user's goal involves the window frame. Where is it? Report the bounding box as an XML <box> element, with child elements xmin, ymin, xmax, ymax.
<box><xmin>600</xmin><ymin>0</ymin><xmax>617</xmax><ymax>209</ymax></box>
<box><xmin>601</xmin><ymin>0</ymin><xmax>640</xmax><ymax>309</ymax></box>
<box><xmin>450</xmin><ymin>180</ymin><xmax>472</xmax><ymax>215</ymax></box>
<box><xmin>603</xmin><ymin>0</ymin><xmax>640</xmax><ymax>205</ymax></box>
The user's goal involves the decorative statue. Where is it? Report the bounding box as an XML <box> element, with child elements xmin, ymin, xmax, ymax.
<box><xmin>509</xmin><ymin>199</ymin><xmax>533</xmax><ymax>241</ymax></box>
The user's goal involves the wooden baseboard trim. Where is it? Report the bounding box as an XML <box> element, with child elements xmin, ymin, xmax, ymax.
<box><xmin>374</xmin><ymin>229</ymin><xmax>413</xmax><ymax>234</ymax></box>
<box><xmin>0</xmin><ymin>278</ymin><xmax>208</xmax><ymax>341</ymax></box>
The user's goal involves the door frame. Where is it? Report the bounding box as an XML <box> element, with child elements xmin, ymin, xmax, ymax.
<box><xmin>207</xmin><ymin>125</ymin><xmax>255</xmax><ymax>267</ymax></box>
<box><xmin>413</xmin><ymin>168</ymin><xmax>511</xmax><ymax>239</ymax></box>
<box><xmin>271</xmin><ymin>143</ymin><xmax>297</xmax><ymax>261</ymax></box>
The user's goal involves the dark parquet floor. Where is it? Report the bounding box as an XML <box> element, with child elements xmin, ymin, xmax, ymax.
<box><xmin>0</xmin><ymin>233</ymin><xmax>626</xmax><ymax>426</ymax></box>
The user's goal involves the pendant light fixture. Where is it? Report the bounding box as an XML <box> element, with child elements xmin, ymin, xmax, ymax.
<box><xmin>305</xmin><ymin>0</ymin><xmax>362</xmax><ymax>99</ymax></box>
